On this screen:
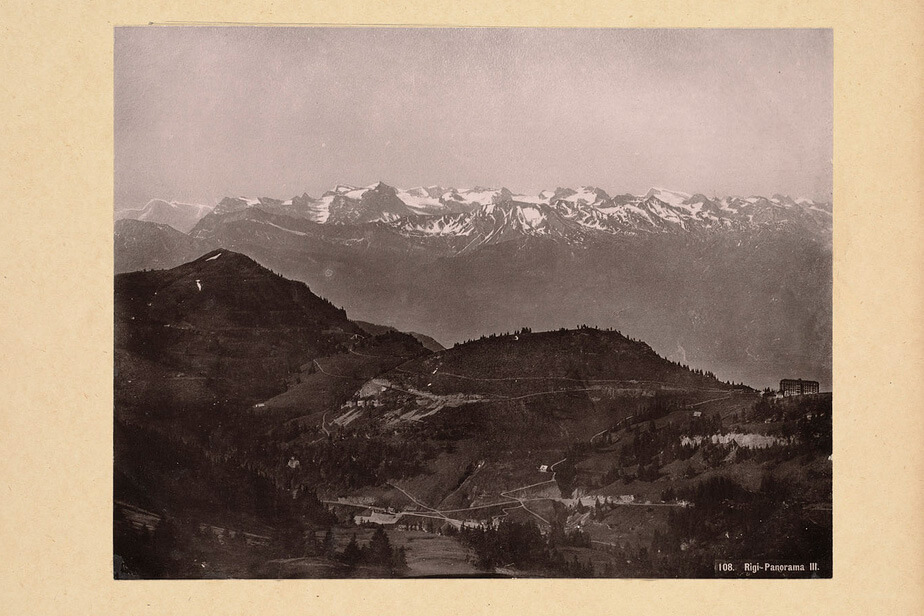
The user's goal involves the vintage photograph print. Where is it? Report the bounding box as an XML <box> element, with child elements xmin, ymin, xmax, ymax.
<box><xmin>114</xmin><ymin>27</ymin><xmax>832</xmax><ymax>579</ymax></box>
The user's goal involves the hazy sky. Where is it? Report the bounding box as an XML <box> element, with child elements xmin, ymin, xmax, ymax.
<box><xmin>115</xmin><ymin>27</ymin><xmax>832</xmax><ymax>209</ymax></box>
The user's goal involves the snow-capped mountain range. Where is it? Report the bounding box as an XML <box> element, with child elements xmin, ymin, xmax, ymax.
<box><xmin>119</xmin><ymin>182</ymin><xmax>831</xmax><ymax>242</ymax></box>
<box><xmin>114</xmin><ymin>182</ymin><xmax>833</xmax><ymax>390</ymax></box>
<box><xmin>115</xmin><ymin>199</ymin><xmax>215</xmax><ymax>234</ymax></box>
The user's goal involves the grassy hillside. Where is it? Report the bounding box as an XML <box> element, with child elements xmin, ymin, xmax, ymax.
<box><xmin>114</xmin><ymin>252</ymin><xmax>828</xmax><ymax>579</ymax></box>
<box><xmin>115</xmin><ymin>249</ymin><xmax>365</xmax><ymax>414</ymax></box>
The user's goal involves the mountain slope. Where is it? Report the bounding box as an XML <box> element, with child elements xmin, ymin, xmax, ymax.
<box><xmin>121</xmin><ymin>183</ymin><xmax>833</xmax><ymax>239</ymax></box>
<box><xmin>113</xmin><ymin>252</ymin><xmax>829</xmax><ymax>578</ymax></box>
<box><xmin>116</xmin><ymin>199</ymin><xmax>214</xmax><ymax>233</ymax></box>
<box><xmin>117</xmin><ymin>181</ymin><xmax>831</xmax><ymax>389</ymax></box>
<box><xmin>354</xmin><ymin>320</ymin><xmax>445</xmax><ymax>352</ymax></box>
<box><xmin>360</xmin><ymin>327</ymin><xmax>730</xmax><ymax>410</ymax></box>
<box><xmin>115</xmin><ymin>249</ymin><xmax>365</xmax><ymax>413</ymax></box>
<box><xmin>311</xmin><ymin>327</ymin><xmax>738</xmax><ymax>506</ymax></box>
<box><xmin>114</xmin><ymin>219</ymin><xmax>216</xmax><ymax>274</ymax></box>
<box><xmin>176</xmin><ymin>209</ymin><xmax>831</xmax><ymax>388</ymax></box>
<box><xmin>114</xmin><ymin>251</ymin><xmax>437</xmax><ymax>546</ymax></box>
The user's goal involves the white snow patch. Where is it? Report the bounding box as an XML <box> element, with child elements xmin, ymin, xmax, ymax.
<box><xmin>677</xmin><ymin>200</ymin><xmax>703</xmax><ymax>216</ymax></box>
<box><xmin>644</xmin><ymin>188</ymin><xmax>690</xmax><ymax>207</ymax></box>
<box><xmin>561</xmin><ymin>187</ymin><xmax>605</xmax><ymax>205</ymax></box>
<box><xmin>344</xmin><ymin>187</ymin><xmax>371</xmax><ymax>199</ymax></box>
<box><xmin>512</xmin><ymin>194</ymin><xmax>547</xmax><ymax>204</ymax></box>
<box><xmin>396</xmin><ymin>189</ymin><xmax>447</xmax><ymax>213</ymax></box>
<box><xmin>311</xmin><ymin>196</ymin><xmax>334</xmax><ymax>223</ymax></box>
<box><xmin>195</xmin><ymin>279</ymin><xmax>202</xmax><ymax>292</ymax></box>
<box><xmin>518</xmin><ymin>205</ymin><xmax>544</xmax><ymax>228</ymax></box>
<box><xmin>624</xmin><ymin>204</ymin><xmax>654</xmax><ymax>223</ymax></box>
<box><xmin>205</xmin><ymin>253</ymin><xmax>221</xmax><ymax>261</ymax></box>
<box><xmin>254</xmin><ymin>220</ymin><xmax>309</xmax><ymax>236</ymax></box>
<box><xmin>452</xmin><ymin>188</ymin><xmax>500</xmax><ymax>206</ymax></box>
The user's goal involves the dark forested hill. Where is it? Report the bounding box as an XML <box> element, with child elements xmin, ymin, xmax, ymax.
<box><xmin>113</xmin><ymin>251</ymin><xmax>827</xmax><ymax>580</ymax></box>
<box><xmin>115</xmin><ymin>248</ymin><xmax>366</xmax><ymax>415</ymax></box>
<box><xmin>177</xmin><ymin>209</ymin><xmax>830</xmax><ymax>389</ymax></box>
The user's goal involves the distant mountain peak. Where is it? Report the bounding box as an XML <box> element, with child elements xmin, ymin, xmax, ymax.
<box><xmin>493</xmin><ymin>187</ymin><xmax>514</xmax><ymax>203</ymax></box>
<box><xmin>116</xmin><ymin>199</ymin><xmax>215</xmax><ymax>233</ymax></box>
<box><xmin>186</xmin><ymin>248</ymin><xmax>271</xmax><ymax>273</ymax></box>
<box><xmin>369</xmin><ymin>181</ymin><xmax>397</xmax><ymax>194</ymax></box>
<box><xmin>644</xmin><ymin>187</ymin><xmax>691</xmax><ymax>207</ymax></box>
<box><xmin>141</xmin><ymin>182</ymin><xmax>832</xmax><ymax>242</ymax></box>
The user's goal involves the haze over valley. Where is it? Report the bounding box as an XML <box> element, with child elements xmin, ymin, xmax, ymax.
<box><xmin>117</xmin><ymin>181</ymin><xmax>831</xmax><ymax>390</ymax></box>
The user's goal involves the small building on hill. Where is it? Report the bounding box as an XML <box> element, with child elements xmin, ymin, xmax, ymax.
<box><xmin>780</xmin><ymin>378</ymin><xmax>820</xmax><ymax>397</ymax></box>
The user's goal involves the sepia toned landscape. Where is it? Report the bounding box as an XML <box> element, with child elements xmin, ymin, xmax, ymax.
<box><xmin>114</xmin><ymin>27</ymin><xmax>832</xmax><ymax>578</ymax></box>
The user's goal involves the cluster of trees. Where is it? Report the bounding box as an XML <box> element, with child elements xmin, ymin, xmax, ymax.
<box><xmin>452</xmin><ymin>326</ymin><xmax>533</xmax><ymax>347</ymax></box>
<box><xmin>611</xmin><ymin>414</ymin><xmax>723</xmax><ymax>476</ymax></box>
<box><xmin>571</xmin><ymin>496</ymin><xmax>626</xmax><ymax>523</ymax></box>
<box><xmin>455</xmin><ymin>520</ymin><xmax>546</xmax><ymax>570</ymax></box>
<box><xmin>600</xmin><ymin>399</ymin><xmax>828</xmax><ymax>486</ymax></box>
<box><xmin>551</xmin><ymin>389</ymin><xmax>831</xmax><ymax>500</ymax></box>
<box><xmin>114</xmin><ymin>510</ymin><xmax>189</xmax><ymax>578</ymax></box>
<box><xmin>285</xmin><ymin>432</ymin><xmax>436</xmax><ymax>491</ymax></box>
<box><xmin>583</xmin><ymin>397</ymin><xmax>824</xmax><ymax>492</ymax></box>
<box><xmin>116</xmin><ymin>421</ymin><xmax>336</xmax><ymax>528</ymax></box>
<box><xmin>662</xmin><ymin>357</ymin><xmax>720</xmax><ymax>382</ymax></box>
<box><xmin>454</xmin><ymin>519</ymin><xmax>597</xmax><ymax>577</ymax></box>
<box><xmin>547</xmin><ymin>520</ymin><xmax>592</xmax><ymax>548</ymax></box>
<box><xmin>336</xmin><ymin>527</ymin><xmax>407</xmax><ymax>574</ymax></box>
<box><xmin>649</xmin><ymin>473</ymin><xmax>831</xmax><ymax>577</ymax></box>
<box><xmin>211</xmin><ymin>412</ymin><xmax>437</xmax><ymax>495</ymax></box>
<box><xmin>114</xmin><ymin>509</ymin><xmax>275</xmax><ymax>579</ymax></box>
<box><xmin>747</xmin><ymin>395</ymin><xmax>832</xmax><ymax>454</ymax></box>
<box><xmin>450</xmin><ymin>323</ymin><xmax>665</xmax><ymax>351</ymax></box>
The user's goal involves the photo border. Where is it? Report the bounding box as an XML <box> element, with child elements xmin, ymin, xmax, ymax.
<box><xmin>1</xmin><ymin>1</ymin><xmax>922</xmax><ymax>614</ymax></box>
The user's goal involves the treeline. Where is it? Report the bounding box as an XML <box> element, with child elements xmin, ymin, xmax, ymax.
<box><xmin>453</xmin><ymin>520</ymin><xmax>596</xmax><ymax>577</ymax></box>
<box><xmin>116</xmin><ymin>421</ymin><xmax>336</xmax><ymax>527</ymax></box>
<box><xmin>748</xmin><ymin>394</ymin><xmax>832</xmax><ymax>454</ymax></box>
<box><xmin>282</xmin><ymin>432</ymin><xmax>436</xmax><ymax>491</ymax></box>
<box><xmin>114</xmin><ymin>508</ymin><xmax>412</xmax><ymax>578</ymax></box>
<box><xmin>333</xmin><ymin>527</ymin><xmax>407</xmax><ymax>575</ymax></box>
<box><xmin>452</xmin><ymin>324</ymin><xmax>626</xmax><ymax>347</ymax></box>
<box><xmin>206</xmin><ymin>410</ymin><xmax>438</xmax><ymax>493</ymax></box>
<box><xmin>115</xmin><ymin>508</ymin><xmax>283</xmax><ymax>579</ymax></box>
<box><xmin>580</xmin><ymin>391</ymin><xmax>832</xmax><ymax>491</ymax></box>
<box><xmin>650</xmin><ymin>474</ymin><xmax>831</xmax><ymax>577</ymax></box>
<box><xmin>449</xmin><ymin>325</ymin><xmax>735</xmax><ymax>386</ymax></box>
<box><xmin>562</xmin><ymin>405</ymin><xmax>727</xmax><ymax>489</ymax></box>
